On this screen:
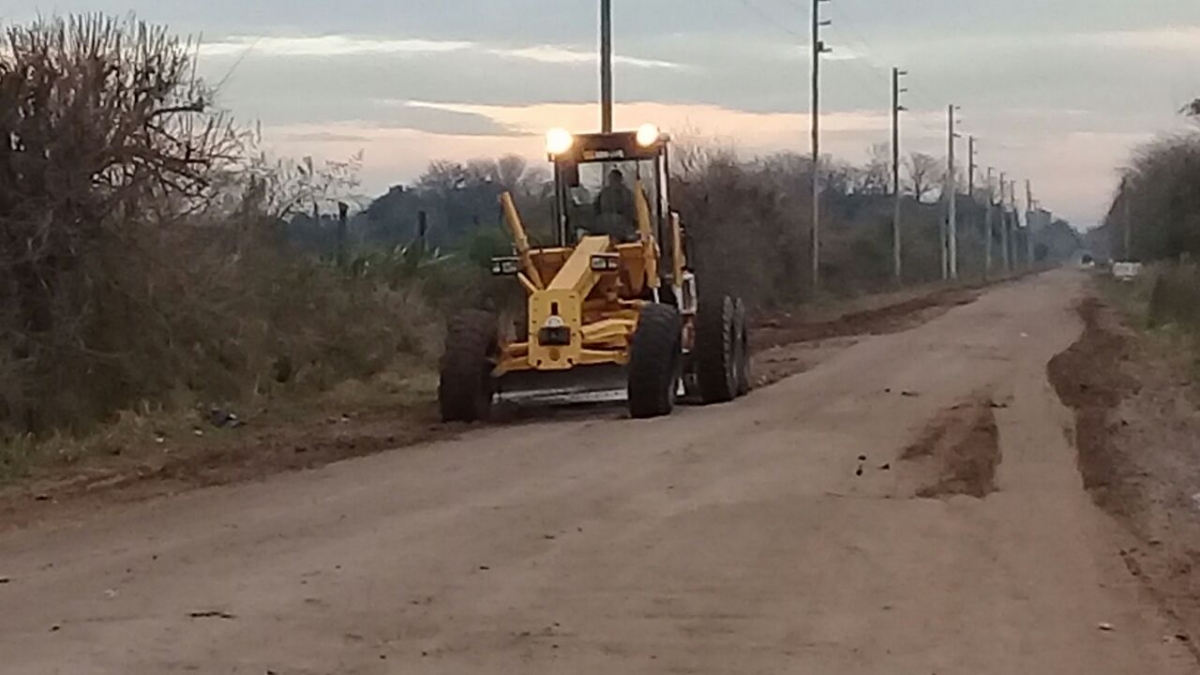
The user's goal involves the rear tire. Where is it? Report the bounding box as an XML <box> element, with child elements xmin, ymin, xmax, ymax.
<box><xmin>696</xmin><ymin>294</ymin><xmax>737</xmax><ymax>404</ymax></box>
<box><xmin>733</xmin><ymin>298</ymin><xmax>752</xmax><ymax>396</ymax></box>
<box><xmin>438</xmin><ymin>310</ymin><xmax>499</xmax><ymax>422</ymax></box>
<box><xmin>628</xmin><ymin>304</ymin><xmax>682</xmax><ymax>419</ymax></box>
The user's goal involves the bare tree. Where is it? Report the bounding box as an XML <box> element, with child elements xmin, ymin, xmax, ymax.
<box><xmin>855</xmin><ymin>143</ymin><xmax>892</xmax><ymax>195</ymax></box>
<box><xmin>0</xmin><ymin>15</ymin><xmax>240</xmax><ymax>431</ymax></box>
<box><xmin>464</xmin><ymin>158</ymin><xmax>500</xmax><ymax>186</ymax></box>
<box><xmin>496</xmin><ymin>154</ymin><xmax>528</xmax><ymax>192</ymax></box>
<box><xmin>670</xmin><ymin>126</ymin><xmax>737</xmax><ymax>179</ymax></box>
<box><xmin>822</xmin><ymin>159</ymin><xmax>858</xmax><ymax>197</ymax></box>
<box><xmin>417</xmin><ymin>160</ymin><xmax>468</xmax><ymax>195</ymax></box>
<box><xmin>904</xmin><ymin>152</ymin><xmax>944</xmax><ymax>203</ymax></box>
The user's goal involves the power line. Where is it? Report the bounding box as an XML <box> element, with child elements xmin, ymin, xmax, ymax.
<box><xmin>732</xmin><ymin>0</ymin><xmax>803</xmax><ymax>38</ymax></box>
<box><xmin>820</xmin><ymin>2</ymin><xmax>964</xmax><ymax>128</ymax></box>
<box><xmin>825</xmin><ymin>8</ymin><xmax>890</xmax><ymax>71</ymax></box>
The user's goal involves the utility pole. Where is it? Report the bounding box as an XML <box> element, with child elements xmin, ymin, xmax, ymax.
<box><xmin>810</xmin><ymin>0</ymin><xmax>831</xmax><ymax>293</ymax></box>
<box><xmin>967</xmin><ymin>136</ymin><xmax>976</xmax><ymax>199</ymax></box>
<box><xmin>1008</xmin><ymin>179</ymin><xmax>1018</xmax><ymax>270</ymax></box>
<box><xmin>600</xmin><ymin>0</ymin><xmax>613</xmax><ymax>133</ymax></box>
<box><xmin>1025</xmin><ymin>179</ymin><xmax>1035</xmax><ymax>267</ymax></box>
<box><xmin>945</xmin><ymin>105</ymin><xmax>960</xmax><ymax>280</ymax></box>
<box><xmin>1122</xmin><ymin>176</ymin><xmax>1132</xmax><ymax>260</ymax></box>
<box><xmin>891</xmin><ymin>67</ymin><xmax>907</xmax><ymax>282</ymax></box>
<box><xmin>999</xmin><ymin>172</ymin><xmax>1010</xmax><ymax>272</ymax></box>
<box><xmin>984</xmin><ymin>166</ymin><xmax>994</xmax><ymax>279</ymax></box>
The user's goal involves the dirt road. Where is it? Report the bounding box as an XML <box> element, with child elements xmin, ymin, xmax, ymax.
<box><xmin>0</xmin><ymin>271</ymin><xmax>1194</xmax><ymax>674</ymax></box>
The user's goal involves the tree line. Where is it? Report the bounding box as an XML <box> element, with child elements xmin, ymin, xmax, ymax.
<box><xmin>0</xmin><ymin>13</ymin><xmax>1082</xmax><ymax>443</ymax></box>
<box><xmin>1098</xmin><ymin>99</ymin><xmax>1200</xmax><ymax>263</ymax></box>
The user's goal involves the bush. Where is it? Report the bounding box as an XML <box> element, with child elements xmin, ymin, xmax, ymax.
<box><xmin>1149</xmin><ymin>261</ymin><xmax>1200</xmax><ymax>331</ymax></box>
<box><xmin>1106</xmin><ymin>131</ymin><xmax>1200</xmax><ymax>262</ymax></box>
<box><xmin>670</xmin><ymin>146</ymin><xmax>996</xmax><ymax>309</ymax></box>
<box><xmin>0</xmin><ymin>15</ymin><xmax>440</xmax><ymax>437</ymax></box>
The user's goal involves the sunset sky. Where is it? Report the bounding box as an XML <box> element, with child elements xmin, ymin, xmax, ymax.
<box><xmin>7</xmin><ymin>0</ymin><xmax>1200</xmax><ymax>226</ymax></box>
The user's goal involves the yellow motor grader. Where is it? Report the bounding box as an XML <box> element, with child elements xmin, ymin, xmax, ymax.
<box><xmin>438</xmin><ymin>124</ymin><xmax>750</xmax><ymax>421</ymax></box>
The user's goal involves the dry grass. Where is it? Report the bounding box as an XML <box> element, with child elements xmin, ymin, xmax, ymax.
<box><xmin>0</xmin><ymin>358</ymin><xmax>439</xmax><ymax>487</ymax></box>
<box><xmin>1102</xmin><ymin>263</ymin><xmax>1200</xmax><ymax>387</ymax></box>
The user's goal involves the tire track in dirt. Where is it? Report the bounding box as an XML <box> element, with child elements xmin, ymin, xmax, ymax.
<box><xmin>751</xmin><ymin>288</ymin><xmax>982</xmax><ymax>387</ymax></box>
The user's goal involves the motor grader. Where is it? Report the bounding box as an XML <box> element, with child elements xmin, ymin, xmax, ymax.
<box><xmin>438</xmin><ymin>124</ymin><xmax>750</xmax><ymax>421</ymax></box>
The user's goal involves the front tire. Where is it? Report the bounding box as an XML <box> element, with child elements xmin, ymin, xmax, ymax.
<box><xmin>438</xmin><ymin>310</ymin><xmax>499</xmax><ymax>422</ymax></box>
<box><xmin>628</xmin><ymin>304</ymin><xmax>683</xmax><ymax>419</ymax></box>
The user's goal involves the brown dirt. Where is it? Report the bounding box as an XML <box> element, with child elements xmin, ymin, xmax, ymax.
<box><xmin>901</xmin><ymin>397</ymin><xmax>1001</xmax><ymax>499</ymax></box>
<box><xmin>1047</xmin><ymin>298</ymin><xmax>1142</xmax><ymax>514</ymax></box>
<box><xmin>751</xmin><ymin>287</ymin><xmax>980</xmax><ymax>352</ymax></box>
<box><xmin>6</xmin><ymin>271</ymin><xmax>1194</xmax><ymax>674</ymax></box>
<box><xmin>0</xmin><ymin>281</ymin><xmax>991</xmax><ymax>531</ymax></box>
<box><xmin>748</xmin><ymin>285</ymin><xmax>988</xmax><ymax>387</ymax></box>
<box><xmin>0</xmin><ymin>405</ymin><xmax>453</xmax><ymax>532</ymax></box>
<box><xmin>1048</xmin><ymin>293</ymin><xmax>1200</xmax><ymax>658</ymax></box>
<box><xmin>750</xmin><ymin>336</ymin><xmax>860</xmax><ymax>389</ymax></box>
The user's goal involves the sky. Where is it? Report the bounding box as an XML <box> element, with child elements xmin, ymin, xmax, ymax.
<box><xmin>6</xmin><ymin>1</ymin><xmax>1200</xmax><ymax>227</ymax></box>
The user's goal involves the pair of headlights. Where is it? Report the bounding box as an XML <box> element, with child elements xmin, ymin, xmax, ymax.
<box><xmin>546</xmin><ymin>123</ymin><xmax>661</xmax><ymax>155</ymax></box>
<box><xmin>491</xmin><ymin>255</ymin><xmax>621</xmax><ymax>276</ymax></box>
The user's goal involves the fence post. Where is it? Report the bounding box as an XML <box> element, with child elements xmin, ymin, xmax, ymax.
<box><xmin>336</xmin><ymin>202</ymin><xmax>349</xmax><ymax>270</ymax></box>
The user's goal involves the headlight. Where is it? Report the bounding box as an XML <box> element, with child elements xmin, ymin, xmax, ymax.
<box><xmin>636</xmin><ymin>123</ymin><xmax>660</xmax><ymax>147</ymax></box>
<box><xmin>546</xmin><ymin>128</ymin><xmax>574</xmax><ymax>155</ymax></box>
<box><xmin>490</xmin><ymin>257</ymin><xmax>521</xmax><ymax>276</ymax></box>
<box><xmin>590</xmin><ymin>254</ymin><xmax>621</xmax><ymax>271</ymax></box>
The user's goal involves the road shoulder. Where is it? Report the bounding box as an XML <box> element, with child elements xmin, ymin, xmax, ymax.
<box><xmin>1049</xmin><ymin>281</ymin><xmax>1200</xmax><ymax>658</ymax></box>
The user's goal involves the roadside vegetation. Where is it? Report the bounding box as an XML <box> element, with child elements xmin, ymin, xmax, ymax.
<box><xmin>1053</xmin><ymin>99</ymin><xmax>1200</xmax><ymax>644</ymax></box>
<box><xmin>0</xmin><ymin>13</ymin><xmax>1079</xmax><ymax>486</ymax></box>
<box><xmin>1095</xmin><ymin>98</ymin><xmax>1200</xmax><ymax>377</ymax></box>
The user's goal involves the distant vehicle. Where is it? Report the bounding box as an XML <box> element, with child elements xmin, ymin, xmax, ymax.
<box><xmin>1112</xmin><ymin>261</ymin><xmax>1143</xmax><ymax>281</ymax></box>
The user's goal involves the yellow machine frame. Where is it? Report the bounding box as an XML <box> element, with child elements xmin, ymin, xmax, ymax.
<box><xmin>495</xmin><ymin>185</ymin><xmax>686</xmax><ymax>376</ymax></box>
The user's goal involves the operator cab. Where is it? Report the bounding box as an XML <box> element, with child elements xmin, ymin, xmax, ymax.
<box><xmin>546</xmin><ymin>124</ymin><xmax>672</xmax><ymax>249</ymax></box>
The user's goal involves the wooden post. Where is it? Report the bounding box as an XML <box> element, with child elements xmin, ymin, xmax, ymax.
<box><xmin>336</xmin><ymin>202</ymin><xmax>349</xmax><ymax>270</ymax></box>
<box><xmin>416</xmin><ymin>210</ymin><xmax>429</xmax><ymax>258</ymax></box>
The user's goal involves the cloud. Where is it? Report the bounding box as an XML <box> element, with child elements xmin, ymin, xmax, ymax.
<box><xmin>373</xmin><ymin>101</ymin><xmax>523</xmax><ymax>136</ymax></box>
<box><xmin>263</xmin><ymin>123</ymin><xmax>540</xmax><ymax>190</ymax></box>
<box><xmin>199</xmin><ymin>34</ymin><xmax>684</xmax><ymax>69</ymax></box>
<box><xmin>263</xmin><ymin>98</ymin><xmax>1172</xmax><ymax>227</ymax></box>
<box><xmin>260</xmin><ymin>100</ymin><xmax>902</xmax><ymax>201</ymax></box>
<box><xmin>199</xmin><ymin>35</ymin><xmax>472</xmax><ymax>57</ymax></box>
<box><xmin>279</xmin><ymin>131</ymin><xmax>373</xmax><ymax>143</ymax></box>
<box><xmin>491</xmin><ymin>45</ymin><xmax>683</xmax><ymax>70</ymax></box>
<box><xmin>1066</xmin><ymin>27</ymin><xmax>1200</xmax><ymax>54</ymax></box>
<box><xmin>181</xmin><ymin>8</ymin><xmax>1200</xmax><ymax>228</ymax></box>
<box><xmin>398</xmin><ymin>100</ymin><xmax>890</xmax><ymax>140</ymax></box>
<box><xmin>885</xmin><ymin>25</ymin><xmax>1200</xmax><ymax>62</ymax></box>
